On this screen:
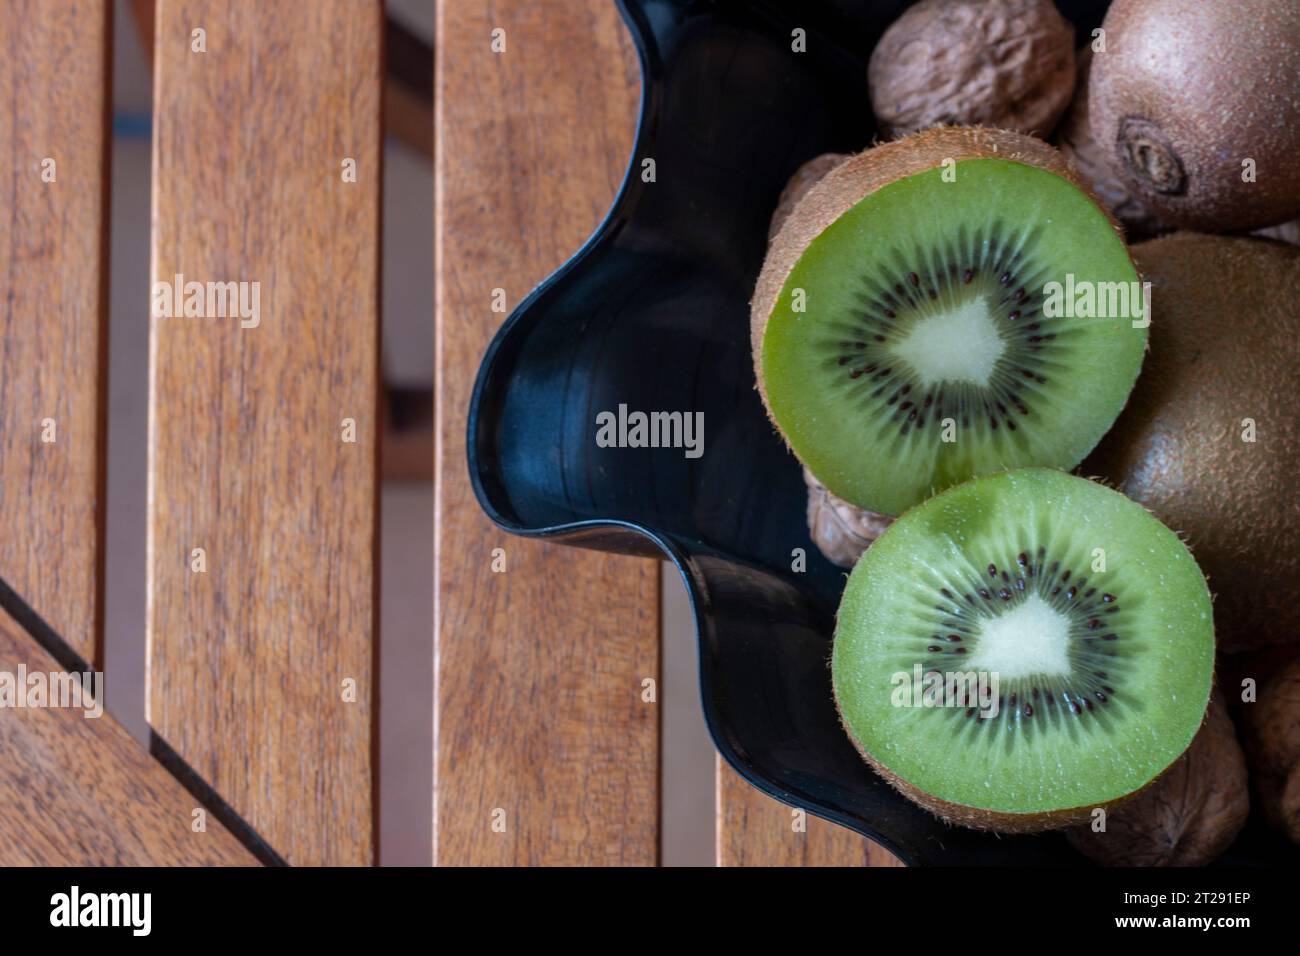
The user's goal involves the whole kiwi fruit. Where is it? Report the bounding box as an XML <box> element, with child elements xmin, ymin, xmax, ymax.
<box><xmin>1057</xmin><ymin>48</ymin><xmax>1169</xmax><ymax>240</ymax></box>
<box><xmin>1084</xmin><ymin>234</ymin><xmax>1300</xmax><ymax>652</ymax></box>
<box><xmin>1087</xmin><ymin>0</ymin><xmax>1300</xmax><ymax>232</ymax></box>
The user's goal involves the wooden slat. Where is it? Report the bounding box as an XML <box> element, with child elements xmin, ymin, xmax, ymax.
<box><xmin>0</xmin><ymin>606</ymin><xmax>255</xmax><ymax>865</ymax></box>
<box><xmin>148</xmin><ymin>0</ymin><xmax>382</xmax><ymax>866</ymax></box>
<box><xmin>130</xmin><ymin>1</ymin><xmax>434</xmax><ymax>160</ymax></box>
<box><xmin>0</xmin><ymin>0</ymin><xmax>110</xmax><ymax>663</ymax></box>
<box><xmin>434</xmin><ymin>1</ymin><xmax>659</xmax><ymax>865</ymax></box>
<box><xmin>717</xmin><ymin>761</ymin><xmax>904</xmax><ymax>866</ymax></box>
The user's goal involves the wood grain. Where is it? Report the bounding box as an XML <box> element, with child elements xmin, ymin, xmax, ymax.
<box><xmin>434</xmin><ymin>0</ymin><xmax>659</xmax><ymax>865</ymax></box>
<box><xmin>130</xmin><ymin>0</ymin><xmax>434</xmax><ymax>160</ymax></box>
<box><xmin>717</xmin><ymin>759</ymin><xmax>904</xmax><ymax>867</ymax></box>
<box><xmin>148</xmin><ymin>0</ymin><xmax>382</xmax><ymax>866</ymax></box>
<box><xmin>0</xmin><ymin>605</ymin><xmax>255</xmax><ymax>865</ymax></box>
<box><xmin>0</xmin><ymin>0</ymin><xmax>110</xmax><ymax>663</ymax></box>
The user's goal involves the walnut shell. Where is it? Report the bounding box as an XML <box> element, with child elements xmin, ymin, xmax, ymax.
<box><xmin>1057</xmin><ymin>48</ymin><xmax>1170</xmax><ymax>240</ymax></box>
<box><xmin>1066</xmin><ymin>691</ymin><xmax>1249</xmax><ymax>866</ymax></box>
<box><xmin>1236</xmin><ymin>656</ymin><xmax>1300</xmax><ymax>837</ymax></box>
<box><xmin>768</xmin><ymin>153</ymin><xmax>849</xmax><ymax>242</ymax></box>
<box><xmin>868</xmin><ymin>0</ymin><xmax>1076</xmax><ymax>138</ymax></box>
<box><xmin>804</xmin><ymin>467</ymin><xmax>892</xmax><ymax>568</ymax></box>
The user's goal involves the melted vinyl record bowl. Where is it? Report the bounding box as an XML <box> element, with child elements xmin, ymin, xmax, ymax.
<box><xmin>468</xmin><ymin>0</ymin><xmax>1291</xmax><ymax>865</ymax></box>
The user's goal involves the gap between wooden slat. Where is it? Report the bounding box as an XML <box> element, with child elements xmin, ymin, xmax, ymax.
<box><xmin>0</xmin><ymin>0</ymin><xmax>111</xmax><ymax>666</ymax></box>
<box><xmin>0</xmin><ymin>602</ymin><xmax>255</xmax><ymax>865</ymax></box>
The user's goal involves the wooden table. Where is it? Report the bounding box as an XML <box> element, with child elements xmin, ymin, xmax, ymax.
<box><xmin>0</xmin><ymin>0</ymin><xmax>381</xmax><ymax>867</ymax></box>
<box><xmin>434</xmin><ymin>0</ymin><xmax>899</xmax><ymax>867</ymax></box>
<box><xmin>0</xmin><ymin>0</ymin><xmax>896</xmax><ymax>867</ymax></box>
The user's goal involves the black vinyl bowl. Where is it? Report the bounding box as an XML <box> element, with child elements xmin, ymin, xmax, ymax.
<box><xmin>468</xmin><ymin>0</ymin><xmax>1287</xmax><ymax>865</ymax></box>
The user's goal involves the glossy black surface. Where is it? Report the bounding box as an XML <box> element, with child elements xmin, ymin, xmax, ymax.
<box><xmin>468</xmin><ymin>0</ymin><xmax>1284</xmax><ymax>865</ymax></box>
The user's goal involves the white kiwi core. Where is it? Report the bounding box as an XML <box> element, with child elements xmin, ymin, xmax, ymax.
<box><xmin>888</xmin><ymin>296</ymin><xmax>1006</xmax><ymax>388</ymax></box>
<box><xmin>967</xmin><ymin>594</ymin><xmax>1071</xmax><ymax>679</ymax></box>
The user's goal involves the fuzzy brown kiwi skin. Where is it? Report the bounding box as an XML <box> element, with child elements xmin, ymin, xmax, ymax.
<box><xmin>831</xmin><ymin>688</ymin><xmax>1171</xmax><ymax>834</ymax></box>
<box><xmin>1083</xmin><ymin>234</ymin><xmax>1300</xmax><ymax>653</ymax></box>
<box><xmin>752</xmin><ymin>126</ymin><xmax>1126</xmax><ymax>445</ymax></box>
<box><xmin>834</xmin><ymin>685</ymin><xmax>1211</xmax><ymax>834</ymax></box>
<box><xmin>1057</xmin><ymin>48</ymin><xmax>1170</xmax><ymax>240</ymax></box>
<box><xmin>1087</xmin><ymin>0</ymin><xmax>1300</xmax><ymax>232</ymax></box>
<box><xmin>768</xmin><ymin>153</ymin><xmax>849</xmax><ymax>242</ymax></box>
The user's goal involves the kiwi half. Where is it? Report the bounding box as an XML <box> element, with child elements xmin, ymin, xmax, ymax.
<box><xmin>832</xmin><ymin>469</ymin><xmax>1215</xmax><ymax>832</ymax></box>
<box><xmin>754</xmin><ymin>127</ymin><xmax>1146</xmax><ymax>516</ymax></box>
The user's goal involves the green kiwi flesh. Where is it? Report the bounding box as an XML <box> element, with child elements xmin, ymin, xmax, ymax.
<box><xmin>832</xmin><ymin>468</ymin><xmax>1215</xmax><ymax>831</ymax></box>
<box><xmin>761</xmin><ymin>157</ymin><xmax>1145</xmax><ymax>516</ymax></box>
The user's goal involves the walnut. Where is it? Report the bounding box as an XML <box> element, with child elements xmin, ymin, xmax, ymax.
<box><xmin>1237</xmin><ymin>656</ymin><xmax>1300</xmax><ymax>839</ymax></box>
<box><xmin>805</xmin><ymin>467</ymin><xmax>892</xmax><ymax>568</ymax></box>
<box><xmin>1066</xmin><ymin>691</ymin><xmax>1249</xmax><ymax>866</ymax></box>
<box><xmin>868</xmin><ymin>0</ymin><xmax>1075</xmax><ymax>138</ymax></box>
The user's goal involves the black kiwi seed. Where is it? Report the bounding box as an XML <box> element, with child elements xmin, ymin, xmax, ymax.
<box><xmin>914</xmin><ymin>548</ymin><xmax>1130</xmax><ymax>734</ymax></box>
<box><xmin>826</xmin><ymin>225</ymin><xmax>1058</xmax><ymax>440</ymax></box>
